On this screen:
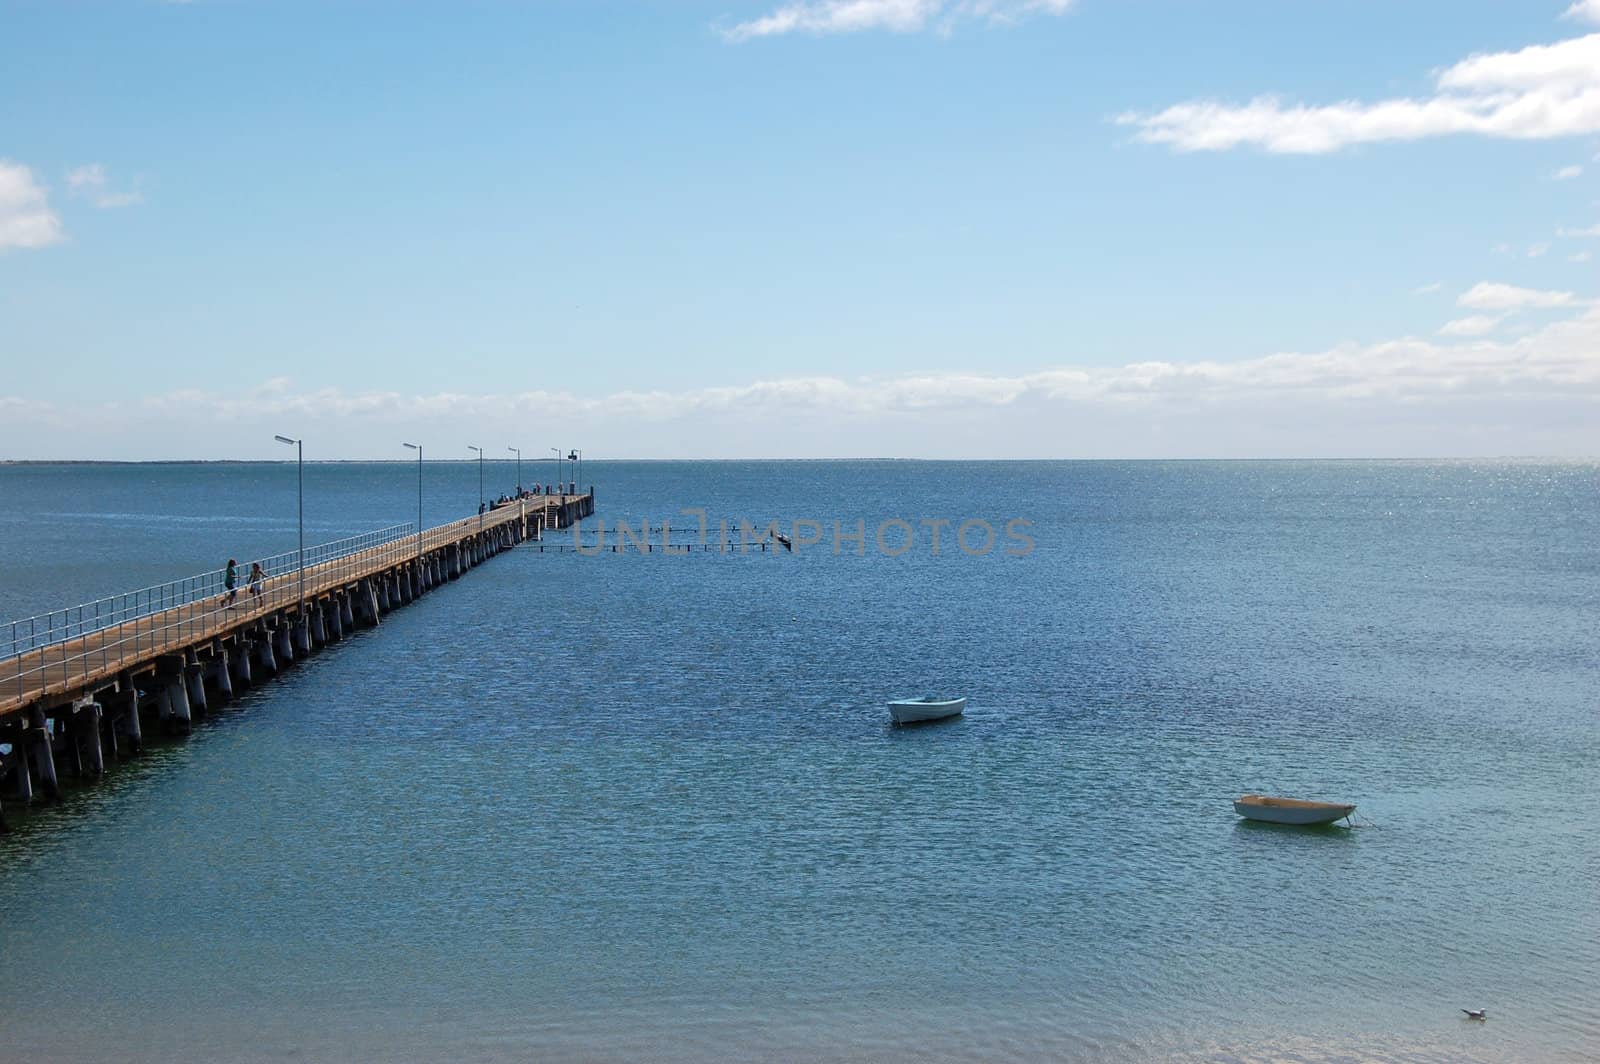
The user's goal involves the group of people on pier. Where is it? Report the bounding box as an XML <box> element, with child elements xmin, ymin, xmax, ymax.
<box><xmin>221</xmin><ymin>559</ymin><xmax>266</xmax><ymax>607</ymax></box>
<box><xmin>481</xmin><ymin>483</ymin><xmax>577</xmax><ymax>513</ymax></box>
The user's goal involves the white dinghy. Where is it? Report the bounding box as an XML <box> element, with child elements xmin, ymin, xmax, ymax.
<box><xmin>1233</xmin><ymin>794</ymin><xmax>1355</xmax><ymax>826</ymax></box>
<box><xmin>888</xmin><ymin>696</ymin><xmax>966</xmax><ymax>725</ymax></box>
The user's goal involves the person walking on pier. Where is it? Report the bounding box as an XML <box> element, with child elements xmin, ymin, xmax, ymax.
<box><xmin>248</xmin><ymin>561</ymin><xmax>266</xmax><ymax>600</ymax></box>
<box><xmin>222</xmin><ymin>558</ymin><xmax>239</xmax><ymax>607</ymax></box>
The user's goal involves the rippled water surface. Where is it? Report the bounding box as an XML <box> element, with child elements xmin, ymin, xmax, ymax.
<box><xmin>2</xmin><ymin>460</ymin><xmax>1597</xmax><ymax>1062</ymax></box>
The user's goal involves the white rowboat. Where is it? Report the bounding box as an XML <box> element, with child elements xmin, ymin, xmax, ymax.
<box><xmin>888</xmin><ymin>697</ymin><xmax>966</xmax><ymax>725</ymax></box>
<box><xmin>1233</xmin><ymin>794</ymin><xmax>1355</xmax><ymax>826</ymax></box>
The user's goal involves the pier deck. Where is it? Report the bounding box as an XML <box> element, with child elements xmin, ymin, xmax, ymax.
<box><xmin>1</xmin><ymin>492</ymin><xmax>592</xmax><ymax>739</ymax></box>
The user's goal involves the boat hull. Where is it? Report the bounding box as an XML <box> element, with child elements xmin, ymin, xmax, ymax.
<box><xmin>1233</xmin><ymin>795</ymin><xmax>1355</xmax><ymax>826</ymax></box>
<box><xmin>888</xmin><ymin>697</ymin><xmax>966</xmax><ymax>725</ymax></box>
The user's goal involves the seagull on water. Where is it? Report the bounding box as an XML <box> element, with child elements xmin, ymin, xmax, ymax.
<box><xmin>1461</xmin><ymin>1008</ymin><xmax>1487</xmax><ymax>1020</ymax></box>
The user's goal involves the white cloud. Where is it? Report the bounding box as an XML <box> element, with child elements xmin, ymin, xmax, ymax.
<box><xmin>0</xmin><ymin>160</ymin><xmax>63</xmax><ymax>251</ymax></box>
<box><xmin>1458</xmin><ymin>281</ymin><xmax>1578</xmax><ymax>310</ymax></box>
<box><xmin>1553</xmin><ymin>164</ymin><xmax>1584</xmax><ymax>179</ymax></box>
<box><xmin>1559</xmin><ymin>222</ymin><xmax>1600</xmax><ymax>237</ymax></box>
<box><xmin>1572</xmin><ymin>249</ymin><xmax>1594</xmax><ymax>262</ymax></box>
<box><xmin>9</xmin><ymin>302</ymin><xmax>1600</xmax><ymax>460</ymax></box>
<box><xmin>1117</xmin><ymin>32</ymin><xmax>1600</xmax><ymax>153</ymax></box>
<box><xmin>1564</xmin><ymin>1</ymin><xmax>1600</xmax><ymax>26</ymax></box>
<box><xmin>1439</xmin><ymin>315</ymin><xmax>1504</xmax><ymax>336</ymax></box>
<box><xmin>719</xmin><ymin>0</ymin><xmax>1071</xmax><ymax>41</ymax></box>
<box><xmin>66</xmin><ymin>163</ymin><xmax>142</xmax><ymax>209</ymax></box>
<box><xmin>1413</xmin><ymin>281</ymin><xmax>1443</xmax><ymax>294</ymax></box>
<box><xmin>1528</xmin><ymin>242</ymin><xmax>1552</xmax><ymax>257</ymax></box>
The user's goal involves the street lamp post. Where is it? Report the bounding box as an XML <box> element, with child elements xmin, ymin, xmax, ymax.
<box><xmin>550</xmin><ymin>447</ymin><xmax>561</xmax><ymax>495</ymax></box>
<box><xmin>273</xmin><ymin>434</ymin><xmax>305</xmax><ymax>617</ymax></box>
<box><xmin>568</xmin><ymin>449</ymin><xmax>582</xmax><ymax>495</ymax></box>
<box><xmin>467</xmin><ymin>445</ymin><xmax>484</xmax><ymax>527</ymax></box>
<box><xmin>403</xmin><ymin>443</ymin><xmax>423</xmax><ymax>558</ymax></box>
<box><xmin>508</xmin><ymin>446</ymin><xmax>521</xmax><ymax>496</ymax></box>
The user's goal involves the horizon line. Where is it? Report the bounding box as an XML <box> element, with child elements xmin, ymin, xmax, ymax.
<box><xmin>3</xmin><ymin>455</ymin><xmax>1597</xmax><ymax>466</ymax></box>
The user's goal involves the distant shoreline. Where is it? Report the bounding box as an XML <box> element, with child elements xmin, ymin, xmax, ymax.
<box><xmin>1</xmin><ymin>456</ymin><xmax>1593</xmax><ymax>466</ymax></box>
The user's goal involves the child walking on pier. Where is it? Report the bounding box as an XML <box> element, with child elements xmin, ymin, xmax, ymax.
<box><xmin>222</xmin><ymin>559</ymin><xmax>238</xmax><ymax>607</ymax></box>
<box><xmin>249</xmin><ymin>561</ymin><xmax>265</xmax><ymax>600</ymax></box>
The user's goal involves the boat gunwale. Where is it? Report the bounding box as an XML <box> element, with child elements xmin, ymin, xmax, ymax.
<box><xmin>1235</xmin><ymin>794</ymin><xmax>1354</xmax><ymax>812</ymax></box>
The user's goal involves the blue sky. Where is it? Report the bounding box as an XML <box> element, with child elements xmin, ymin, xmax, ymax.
<box><xmin>2</xmin><ymin>0</ymin><xmax>1598</xmax><ymax>459</ymax></box>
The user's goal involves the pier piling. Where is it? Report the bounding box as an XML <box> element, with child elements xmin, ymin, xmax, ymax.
<box><xmin>210</xmin><ymin>651</ymin><xmax>234</xmax><ymax>703</ymax></box>
<box><xmin>185</xmin><ymin>659</ymin><xmax>209</xmax><ymax>717</ymax></box>
<box><xmin>255</xmin><ymin>631</ymin><xmax>278</xmax><ymax>676</ymax></box>
<box><xmin>273</xmin><ymin>623</ymin><xmax>294</xmax><ymax>666</ymax></box>
<box><xmin>66</xmin><ymin>700</ymin><xmax>105</xmax><ymax>778</ymax></box>
<box><xmin>102</xmin><ymin>689</ymin><xmax>140</xmax><ymax>755</ymax></box>
<box><xmin>2</xmin><ymin>739</ymin><xmax>34</xmax><ymax>804</ymax></box>
<box><xmin>25</xmin><ymin>707</ymin><xmax>61</xmax><ymax>801</ymax></box>
<box><xmin>230</xmin><ymin>646</ymin><xmax>253</xmax><ymax>690</ymax></box>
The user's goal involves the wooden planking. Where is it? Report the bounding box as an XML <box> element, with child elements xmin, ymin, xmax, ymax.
<box><xmin>0</xmin><ymin>496</ymin><xmax>583</xmax><ymax>720</ymax></box>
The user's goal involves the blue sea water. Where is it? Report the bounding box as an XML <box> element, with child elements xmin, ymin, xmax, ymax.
<box><xmin>0</xmin><ymin>460</ymin><xmax>1597</xmax><ymax>1062</ymax></box>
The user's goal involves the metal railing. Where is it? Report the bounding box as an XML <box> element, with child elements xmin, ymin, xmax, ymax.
<box><xmin>0</xmin><ymin>498</ymin><xmax>556</xmax><ymax>715</ymax></box>
<box><xmin>3</xmin><ymin>523</ymin><xmax>417</xmax><ymax>710</ymax></box>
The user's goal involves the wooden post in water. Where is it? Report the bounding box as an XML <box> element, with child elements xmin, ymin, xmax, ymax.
<box><xmin>230</xmin><ymin>644</ymin><xmax>254</xmax><ymax>690</ymax></box>
<box><xmin>273</xmin><ymin>621</ymin><xmax>295</xmax><ymax>665</ymax></box>
<box><xmin>25</xmin><ymin>705</ymin><xmax>60</xmax><ymax>800</ymax></box>
<box><xmin>102</xmin><ymin>688</ymin><xmax>140</xmax><ymax>755</ymax></box>
<box><xmin>184</xmin><ymin>654</ymin><xmax>208</xmax><ymax>717</ymax></box>
<box><xmin>155</xmin><ymin>656</ymin><xmax>192</xmax><ymax>734</ymax></box>
<box><xmin>359</xmin><ymin>580</ymin><xmax>381</xmax><ymax>627</ymax></box>
<box><xmin>255</xmin><ymin>629</ymin><xmax>278</xmax><ymax>676</ymax></box>
<box><xmin>1</xmin><ymin>735</ymin><xmax>33</xmax><ymax>806</ymax></box>
<box><xmin>69</xmin><ymin>700</ymin><xmax>104</xmax><ymax>778</ymax></box>
<box><xmin>210</xmin><ymin>649</ymin><xmax>234</xmax><ymax>703</ymax></box>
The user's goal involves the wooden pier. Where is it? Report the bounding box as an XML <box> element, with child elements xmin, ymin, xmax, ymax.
<box><xmin>0</xmin><ymin>491</ymin><xmax>594</xmax><ymax>829</ymax></box>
